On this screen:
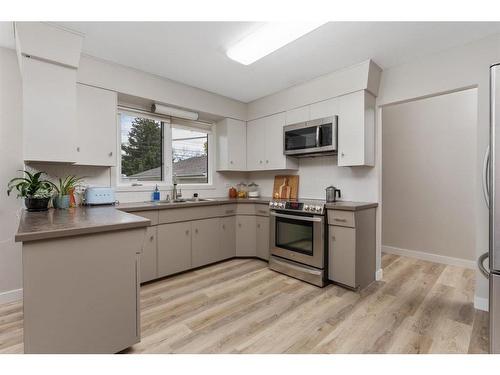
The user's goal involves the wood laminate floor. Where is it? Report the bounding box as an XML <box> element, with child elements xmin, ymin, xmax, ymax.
<box><xmin>0</xmin><ymin>254</ymin><xmax>490</xmax><ymax>354</ymax></box>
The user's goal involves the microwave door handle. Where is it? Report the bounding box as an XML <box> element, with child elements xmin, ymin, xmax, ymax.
<box><xmin>315</xmin><ymin>126</ymin><xmax>320</xmax><ymax>147</ymax></box>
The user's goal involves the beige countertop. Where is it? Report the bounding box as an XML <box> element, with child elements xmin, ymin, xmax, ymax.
<box><xmin>15</xmin><ymin>206</ymin><xmax>150</xmax><ymax>243</ymax></box>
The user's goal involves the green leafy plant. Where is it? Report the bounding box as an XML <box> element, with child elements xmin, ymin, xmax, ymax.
<box><xmin>7</xmin><ymin>170</ymin><xmax>56</xmax><ymax>198</ymax></box>
<box><xmin>54</xmin><ymin>175</ymin><xmax>84</xmax><ymax>196</ymax></box>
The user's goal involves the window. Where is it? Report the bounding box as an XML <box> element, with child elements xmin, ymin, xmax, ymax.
<box><xmin>119</xmin><ymin>111</ymin><xmax>212</xmax><ymax>186</ymax></box>
<box><xmin>120</xmin><ymin>113</ymin><xmax>164</xmax><ymax>183</ymax></box>
<box><xmin>172</xmin><ymin>126</ymin><xmax>209</xmax><ymax>184</ymax></box>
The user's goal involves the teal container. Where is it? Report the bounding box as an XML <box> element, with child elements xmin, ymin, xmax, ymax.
<box><xmin>53</xmin><ymin>195</ymin><xmax>70</xmax><ymax>209</ymax></box>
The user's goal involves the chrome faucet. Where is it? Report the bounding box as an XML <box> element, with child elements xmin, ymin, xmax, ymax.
<box><xmin>172</xmin><ymin>174</ymin><xmax>182</xmax><ymax>201</ymax></box>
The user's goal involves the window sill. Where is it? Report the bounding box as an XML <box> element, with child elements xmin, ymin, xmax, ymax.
<box><xmin>115</xmin><ymin>184</ymin><xmax>216</xmax><ymax>193</ymax></box>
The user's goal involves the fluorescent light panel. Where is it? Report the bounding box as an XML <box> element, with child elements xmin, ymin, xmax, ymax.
<box><xmin>226</xmin><ymin>22</ymin><xmax>327</xmax><ymax>65</ymax></box>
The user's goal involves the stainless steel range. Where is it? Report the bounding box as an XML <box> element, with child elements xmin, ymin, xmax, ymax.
<box><xmin>268</xmin><ymin>199</ymin><xmax>327</xmax><ymax>287</ymax></box>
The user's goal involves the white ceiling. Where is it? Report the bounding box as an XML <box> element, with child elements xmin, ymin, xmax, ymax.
<box><xmin>2</xmin><ymin>21</ymin><xmax>500</xmax><ymax>102</ymax></box>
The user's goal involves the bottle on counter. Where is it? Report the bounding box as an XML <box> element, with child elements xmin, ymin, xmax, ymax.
<box><xmin>153</xmin><ymin>184</ymin><xmax>160</xmax><ymax>201</ymax></box>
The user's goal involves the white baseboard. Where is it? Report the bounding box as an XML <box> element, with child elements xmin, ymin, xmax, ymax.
<box><xmin>382</xmin><ymin>245</ymin><xmax>475</xmax><ymax>269</ymax></box>
<box><xmin>375</xmin><ymin>268</ymin><xmax>383</xmax><ymax>281</ymax></box>
<box><xmin>0</xmin><ymin>288</ymin><xmax>23</xmax><ymax>304</ymax></box>
<box><xmin>474</xmin><ymin>296</ymin><xmax>489</xmax><ymax>312</ymax></box>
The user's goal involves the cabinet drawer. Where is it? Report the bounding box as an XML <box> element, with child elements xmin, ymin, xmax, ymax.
<box><xmin>221</xmin><ymin>204</ymin><xmax>237</xmax><ymax>216</ymax></box>
<box><xmin>159</xmin><ymin>206</ymin><xmax>221</xmax><ymax>224</ymax></box>
<box><xmin>328</xmin><ymin>210</ymin><xmax>355</xmax><ymax>227</ymax></box>
<box><xmin>131</xmin><ymin>210</ymin><xmax>159</xmax><ymax>226</ymax></box>
<box><xmin>236</xmin><ymin>203</ymin><xmax>269</xmax><ymax>216</ymax></box>
<box><xmin>255</xmin><ymin>204</ymin><xmax>270</xmax><ymax>217</ymax></box>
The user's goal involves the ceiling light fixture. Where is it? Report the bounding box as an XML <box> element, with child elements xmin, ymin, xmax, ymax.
<box><xmin>226</xmin><ymin>22</ymin><xmax>327</xmax><ymax>66</ymax></box>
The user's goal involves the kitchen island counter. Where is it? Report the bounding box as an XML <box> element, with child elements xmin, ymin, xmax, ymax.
<box><xmin>15</xmin><ymin>206</ymin><xmax>150</xmax><ymax>243</ymax></box>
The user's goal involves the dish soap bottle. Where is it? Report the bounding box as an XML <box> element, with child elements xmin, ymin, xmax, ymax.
<box><xmin>153</xmin><ymin>184</ymin><xmax>160</xmax><ymax>202</ymax></box>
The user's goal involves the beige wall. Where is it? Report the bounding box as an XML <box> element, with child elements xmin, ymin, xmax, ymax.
<box><xmin>0</xmin><ymin>47</ymin><xmax>23</xmax><ymax>302</ymax></box>
<box><xmin>382</xmin><ymin>89</ymin><xmax>477</xmax><ymax>262</ymax></box>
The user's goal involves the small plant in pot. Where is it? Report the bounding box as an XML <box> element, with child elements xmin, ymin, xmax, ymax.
<box><xmin>53</xmin><ymin>175</ymin><xmax>84</xmax><ymax>209</ymax></box>
<box><xmin>7</xmin><ymin>171</ymin><xmax>56</xmax><ymax>212</ymax></box>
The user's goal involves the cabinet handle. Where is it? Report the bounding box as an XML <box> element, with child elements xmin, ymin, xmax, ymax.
<box><xmin>259</xmin><ymin>160</ymin><xmax>263</xmax><ymax>164</ymax></box>
<box><xmin>238</xmin><ymin>223</ymin><xmax>242</xmax><ymax>228</ymax></box>
<box><xmin>334</xmin><ymin>218</ymin><xmax>347</xmax><ymax>222</ymax></box>
<box><xmin>332</xmin><ymin>235</ymin><xmax>336</xmax><ymax>241</ymax></box>
<box><xmin>185</xmin><ymin>230</ymin><xmax>189</xmax><ymax>235</ymax></box>
<box><xmin>257</xmin><ymin>210</ymin><xmax>267</xmax><ymax>214</ymax></box>
<box><xmin>222</xmin><ymin>224</ymin><xmax>226</xmax><ymax>230</ymax></box>
<box><xmin>109</xmin><ymin>152</ymin><xmax>113</xmax><ymax>156</ymax></box>
<box><xmin>266</xmin><ymin>160</ymin><xmax>269</xmax><ymax>164</ymax></box>
<box><xmin>230</xmin><ymin>160</ymin><xmax>233</xmax><ymax>164</ymax></box>
<box><xmin>195</xmin><ymin>228</ymin><xmax>198</xmax><ymax>234</ymax></box>
<box><xmin>257</xmin><ymin>224</ymin><xmax>260</xmax><ymax>228</ymax></box>
<box><xmin>149</xmin><ymin>235</ymin><xmax>154</xmax><ymax>241</ymax></box>
<box><xmin>341</xmin><ymin>152</ymin><xmax>345</xmax><ymax>157</ymax></box>
<box><xmin>225</xmin><ymin>210</ymin><xmax>235</xmax><ymax>214</ymax></box>
<box><xmin>76</xmin><ymin>147</ymin><xmax>80</xmax><ymax>152</ymax></box>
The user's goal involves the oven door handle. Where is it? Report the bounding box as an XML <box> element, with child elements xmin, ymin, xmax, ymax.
<box><xmin>270</xmin><ymin>211</ymin><xmax>324</xmax><ymax>223</ymax></box>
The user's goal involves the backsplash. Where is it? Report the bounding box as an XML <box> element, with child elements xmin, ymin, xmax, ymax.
<box><xmin>248</xmin><ymin>156</ymin><xmax>378</xmax><ymax>202</ymax></box>
<box><xmin>27</xmin><ymin>155</ymin><xmax>378</xmax><ymax>204</ymax></box>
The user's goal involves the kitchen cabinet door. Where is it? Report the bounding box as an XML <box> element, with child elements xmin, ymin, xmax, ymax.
<box><xmin>220</xmin><ymin>216</ymin><xmax>236</xmax><ymax>260</ymax></box>
<box><xmin>264</xmin><ymin>112</ymin><xmax>298</xmax><ymax>170</ymax></box>
<box><xmin>256</xmin><ymin>216</ymin><xmax>270</xmax><ymax>261</ymax></box>
<box><xmin>157</xmin><ymin>222</ymin><xmax>192</xmax><ymax>277</ymax></box>
<box><xmin>216</xmin><ymin>118</ymin><xmax>246</xmax><ymax>171</ymax></box>
<box><xmin>337</xmin><ymin>90</ymin><xmax>375</xmax><ymax>167</ymax></box>
<box><xmin>309</xmin><ymin>98</ymin><xmax>339</xmax><ymax>119</ymax></box>
<box><xmin>22</xmin><ymin>57</ymin><xmax>77</xmax><ymax>163</ymax></box>
<box><xmin>76</xmin><ymin>84</ymin><xmax>117</xmax><ymax>166</ymax></box>
<box><xmin>140</xmin><ymin>226</ymin><xmax>157</xmax><ymax>283</ymax></box>
<box><xmin>329</xmin><ymin>225</ymin><xmax>356</xmax><ymax>288</ymax></box>
<box><xmin>246</xmin><ymin>118</ymin><xmax>266</xmax><ymax>170</ymax></box>
<box><xmin>192</xmin><ymin>218</ymin><xmax>222</xmax><ymax>268</ymax></box>
<box><xmin>235</xmin><ymin>215</ymin><xmax>257</xmax><ymax>257</ymax></box>
<box><xmin>285</xmin><ymin>105</ymin><xmax>310</xmax><ymax>125</ymax></box>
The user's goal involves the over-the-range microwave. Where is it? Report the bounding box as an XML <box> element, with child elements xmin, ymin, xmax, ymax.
<box><xmin>283</xmin><ymin>116</ymin><xmax>338</xmax><ymax>157</ymax></box>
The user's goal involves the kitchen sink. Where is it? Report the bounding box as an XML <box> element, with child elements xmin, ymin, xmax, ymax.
<box><xmin>147</xmin><ymin>198</ymin><xmax>216</xmax><ymax>204</ymax></box>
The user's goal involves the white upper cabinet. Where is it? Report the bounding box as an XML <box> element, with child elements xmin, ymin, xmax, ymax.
<box><xmin>285</xmin><ymin>105</ymin><xmax>310</xmax><ymax>124</ymax></box>
<box><xmin>22</xmin><ymin>57</ymin><xmax>78</xmax><ymax>163</ymax></box>
<box><xmin>247</xmin><ymin>113</ymin><xmax>298</xmax><ymax>171</ymax></box>
<box><xmin>216</xmin><ymin>118</ymin><xmax>247</xmax><ymax>171</ymax></box>
<box><xmin>337</xmin><ymin>90</ymin><xmax>375</xmax><ymax>167</ymax></box>
<box><xmin>309</xmin><ymin>98</ymin><xmax>339</xmax><ymax>120</ymax></box>
<box><xmin>76</xmin><ymin>84</ymin><xmax>117</xmax><ymax>166</ymax></box>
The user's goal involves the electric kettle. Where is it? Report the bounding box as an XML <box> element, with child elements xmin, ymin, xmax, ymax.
<box><xmin>325</xmin><ymin>186</ymin><xmax>341</xmax><ymax>202</ymax></box>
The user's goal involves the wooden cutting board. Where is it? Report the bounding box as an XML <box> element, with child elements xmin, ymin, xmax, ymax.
<box><xmin>272</xmin><ymin>175</ymin><xmax>299</xmax><ymax>200</ymax></box>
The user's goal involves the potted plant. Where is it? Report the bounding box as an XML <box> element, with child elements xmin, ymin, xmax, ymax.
<box><xmin>7</xmin><ymin>170</ymin><xmax>56</xmax><ymax>212</ymax></box>
<box><xmin>53</xmin><ymin>175</ymin><xmax>84</xmax><ymax>209</ymax></box>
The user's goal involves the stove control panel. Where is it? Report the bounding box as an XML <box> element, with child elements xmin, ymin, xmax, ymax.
<box><xmin>269</xmin><ymin>201</ymin><xmax>324</xmax><ymax>214</ymax></box>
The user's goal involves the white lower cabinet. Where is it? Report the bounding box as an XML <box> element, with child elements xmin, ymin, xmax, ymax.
<box><xmin>140</xmin><ymin>226</ymin><xmax>158</xmax><ymax>283</ymax></box>
<box><xmin>157</xmin><ymin>222</ymin><xmax>192</xmax><ymax>277</ymax></box>
<box><xmin>220</xmin><ymin>216</ymin><xmax>236</xmax><ymax>259</ymax></box>
<box><xmin>256</xmin><ymin>216</ymin><xmax>270</xmax><ymax>260</ymax></box>
<box><xmin>236</xmin><ymin>215</ymin><xmax>257</xmax><ymax>256</ymax></box>
<box><xmin>192</xmin><ymin>218</ymin><xmax>222</xmax><ymax>268</ymax></box>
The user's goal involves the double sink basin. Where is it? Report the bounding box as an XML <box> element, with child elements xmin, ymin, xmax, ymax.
<box><xmin>145</xmin><ymin>198</ymin><xmax>217</xmax><ymax>205</ymax></box>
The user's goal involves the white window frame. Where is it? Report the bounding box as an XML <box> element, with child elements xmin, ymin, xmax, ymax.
<box><xmin>113</xmin><ymin>109</ymin><xmax>215</xmax><ymax>192</ymax></box>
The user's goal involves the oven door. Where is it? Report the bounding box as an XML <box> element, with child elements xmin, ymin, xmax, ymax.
<box><xmin>270</xmin><ymin>211</ymin><xmax>325</xmax><ymax>269</ymax></box>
